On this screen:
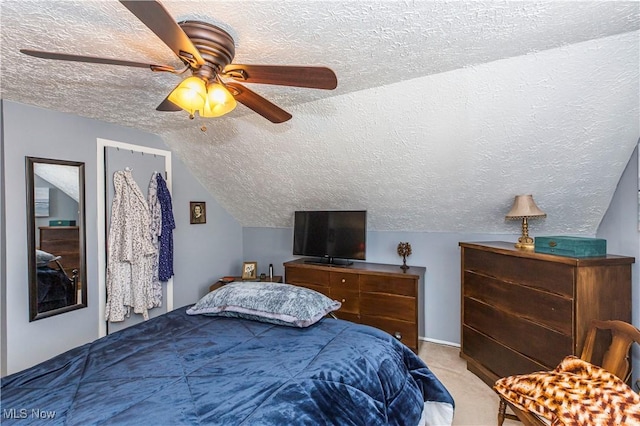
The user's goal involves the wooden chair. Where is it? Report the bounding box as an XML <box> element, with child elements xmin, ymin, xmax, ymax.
<box><xmin>496</xmin><ymin>319</ymin><xmax>640</xmax><ymax>426</ymax></box>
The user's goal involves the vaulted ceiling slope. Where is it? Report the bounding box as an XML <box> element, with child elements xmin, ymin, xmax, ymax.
<box><xmin>1</xmin><ymin>1</ymin><xmax>638</xmax><ymax>233</ymax></box>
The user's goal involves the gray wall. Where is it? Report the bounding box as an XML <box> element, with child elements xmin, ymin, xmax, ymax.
<box><xmin>1</xmin><ymin>100</ymin><xmax>6</xmax><ymax>375</ymax></box>
<box><xmin>597</xmin><ymin>143</ymin><xmax>639</xmax><ymax>386</ymax></box>
<box><xmin>1</xmin><ymin>101</ymin><xmax>243</xmax><ymax>375</ymax></box>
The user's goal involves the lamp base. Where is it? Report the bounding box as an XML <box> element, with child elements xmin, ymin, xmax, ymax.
<box><xmin>514</xmin><ymin>236</ymin><xmax>535</xmax><ymax>251</ymax></box>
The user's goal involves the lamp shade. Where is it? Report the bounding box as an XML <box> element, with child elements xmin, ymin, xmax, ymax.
<box><xmin>168</xmin><ymin>76</ymin><xmax>207</xmax><ymax>115</ymax></box>
<box><xmin>200</xmin><ymin>82</ymin><xmax>237</xmax><ymax>118</ymax></box>
<box><xmin>505</xmin><ymin>195</ymin><xmax>546</xmax><ymax>219</ymax></box>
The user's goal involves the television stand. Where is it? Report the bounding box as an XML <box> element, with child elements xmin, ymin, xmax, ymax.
<box><xmin>303</xmin><ymin>257</ymin><xmax>353</xmax><ymax>266</ymax></box>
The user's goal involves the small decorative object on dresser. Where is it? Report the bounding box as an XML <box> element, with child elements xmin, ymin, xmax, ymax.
<box><xmin>505</xmin><ymin>194</ymin><xmax>546</xmax><ymax>250</ymax></box>
<box><xmin>397</xmin><ymin>242</ymin><xmax>412</xmax><ymax>270</ymax></box>
<box><xmin>190</xmin><ymin>201</ymin><xmax>206</xmax><ymax>224</ymax></box>
<box><xmin>241</xmin><ymin>261</ymin><xmax>257</xmax><ymax>280</ymax></box>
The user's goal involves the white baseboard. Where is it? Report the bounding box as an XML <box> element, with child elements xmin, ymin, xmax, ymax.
<box><xmin>419</xmin><ymin>336</ymin><xmax>461</xmax><ymax>348</ymax></box>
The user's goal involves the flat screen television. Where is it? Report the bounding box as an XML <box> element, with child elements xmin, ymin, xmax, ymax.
<box><xmin>293</xmin><ymin>210</ymin><xmax>366</xmax><ymax>265</ymax></box>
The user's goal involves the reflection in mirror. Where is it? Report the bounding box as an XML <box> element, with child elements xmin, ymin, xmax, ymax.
<box><xmin>26</xmin><ymin>157</ymin><xmax>87</xmax><ymax>321</ymax></box>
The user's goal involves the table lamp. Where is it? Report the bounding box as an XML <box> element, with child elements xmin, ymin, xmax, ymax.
<box><xmin>505</xmin><ymin>195</ymin><xmax>546</xmax><ymax>250</ymax></box>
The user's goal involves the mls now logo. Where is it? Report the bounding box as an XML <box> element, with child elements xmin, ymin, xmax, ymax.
<box><xmin>3</xmin><ymin>408</ymin><xmax>56</xmax><ymax>419</ymax></box>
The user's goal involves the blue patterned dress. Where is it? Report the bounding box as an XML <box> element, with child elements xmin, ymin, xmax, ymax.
<box><xmin>156</xmin><ymin>173</ymin><xmax>175</xmax><ymax>281</ymax></box>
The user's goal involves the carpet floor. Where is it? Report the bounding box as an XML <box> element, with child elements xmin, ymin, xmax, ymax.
<box><xmin>418</xmin><ymin>341</ymin><xmax>520</xmax><ymax>426</ymax></box>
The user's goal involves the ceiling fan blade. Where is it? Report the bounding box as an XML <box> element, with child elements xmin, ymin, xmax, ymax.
<box><xmin>226</xmin><ymin>82</ymin><xmax>292</xmax><ymax>123</ymax></box>
<box><xmin>19</xmin><ymin>49</ymin><xmax>175</xmax><ymax>71</ymax></box>
<box><xmin>156</xmin><ymin>96</ymin><xmax>182</xmax><ymax>112</ymax></box>
<box><xmin>224</xmin><ymin>65</ymin><xmax>337</xmax><ymax>90</ymax></box>
<box><xmin>119</xmin><ymin>0</ymin><xmax>205</xmax><ymax>67</ymax></box>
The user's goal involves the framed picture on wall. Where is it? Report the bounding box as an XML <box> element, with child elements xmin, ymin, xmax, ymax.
<box><xmin>190</xmin><ymin>202</ymin><xmax>206</xmax><ymax>224</ymax></box>
<box><xmin>242</xmin><ymin>262</ymin><xmax>258</xmax><ymax>280</ymax></box>
<box><xmin>35</xmin><ymin>187</ymin><xmax>50</xmax><ymax>217</ymax></box>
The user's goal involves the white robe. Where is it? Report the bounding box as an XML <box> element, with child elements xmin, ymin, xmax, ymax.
<box><xmin>105</xmin><ymin>170</ymin><xmax>157</xmax><ymax>322</ymax></box>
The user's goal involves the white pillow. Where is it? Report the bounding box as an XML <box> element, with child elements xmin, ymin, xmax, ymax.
<box><xmin>36</xmin><ymin>249</ymin><xmax>61</xmax><ymax>267</ymax></box>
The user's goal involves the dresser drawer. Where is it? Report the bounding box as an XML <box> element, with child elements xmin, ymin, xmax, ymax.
<box><xmin>361</xmin><ymin>315</ymin><xmax>417</xmax><ymax>351</ymax></box>
<box><xmin>58</xmin><ymin>254</ymin><xmax>80</xmax><ymax>270</ymax></box>
<box><xmin>335</xmin><ymin>312</ymin><xmax>360</xmax><ymax>323</ymax></box>
<box><xmin>464</xmin><ymin>271</ymin><xmax>573</xmax><ymax>335</ymax></box>
<box><xmin>360</xmin><ymin>274</ymin><xmax>416</xmax><ymax>297</ymax></box>
<box><xmin>39</xmin><ymin>239</ymin><xmax>77</xmax><ymax>254</ymax></box>
<box><xmin>329</xmin><ymin>271</ymin><xmax>359</xmax><ymax>290</ymax></box>
<box><xmin>285</xmin><ymin>267</ymin><xmax>329</xmax><ymax>287</ymax></box>
<box><xmin>464</xmin><ymin>297</ymin><xmax>571</xmax><ymax>367</ymax></box>
<box><xmin>464</xmin><ymin>248</ymin><xmax>574</xmax><ymax>297</ymax></box>
<box><xmin>40</xmin><ymin>227</ymin><xmax>79</xmax><ymax>241</ymax></box>
<box><xmin>463</xmin><ymin>325</ymin><xmax>548</xmax><ymax>378</ymax></box>
<box><xmin>331</xmin><ymin>288</ymin><xmax>359</xmax><ymax>314</ymax></box>
<box><xmin>360</xmin><ymin>293</ymin><xmax>415</xmax><ymax>323</ymax></box>
<box><xmin>291</xmin><ymin>282</ymin><xmax>330</xmax><ymax>298</ymax></box>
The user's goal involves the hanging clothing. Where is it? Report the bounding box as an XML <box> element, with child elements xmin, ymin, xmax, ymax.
<box><xmin>147</xmin><ymin>172</ymin><xmax>163</xmax><ymax>308</ymax></box>
<box><xmin>105</xmin><ymin>169</ymin><xmax>156</xmax><ymax>322</ymax></box>
<box><xmin>156</xmin><ymin>172</ymin><xmax>175</xmax><ymax>281</ymax></box>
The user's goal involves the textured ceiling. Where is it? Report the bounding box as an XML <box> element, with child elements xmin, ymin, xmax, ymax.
<box><xmin>1</xmin><ymin>1</ymin><xmax>639</xmax><ymax>234</ymax></box>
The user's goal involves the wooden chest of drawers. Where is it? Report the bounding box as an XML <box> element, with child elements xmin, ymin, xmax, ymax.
<box><xmin>460</xmin><ymin>241</ymin><xmax>634</xmax><ymax>386</ymax></box>
<box><xmin>39</xmin><ymin>226</ymin><xmax>80</xmax><ymax>273</ymax></box>
<box><xmin>284</xmin><ymin>259</ymin><xmax>425</xmax><ymax>353</ymax></box>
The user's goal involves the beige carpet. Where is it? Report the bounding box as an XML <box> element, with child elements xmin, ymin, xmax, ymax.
<box><xmin>418</xmin><ymin>341</ymin><xmax>520</xmax><ymax>426</ymax></box>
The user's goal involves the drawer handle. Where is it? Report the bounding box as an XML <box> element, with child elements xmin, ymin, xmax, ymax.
<box><xmin>341</xmin><ymin>278</ymin><xmax>346</xmax><ymax>283</ymax></box>
<box><xmin>341</xmin><ymin>298</ymin><xmax>346</xmax><ymax>303</ymax></box>
<box><xmin>394</xmin><ymin>332</ymin><xmax>402</xmax><ymax>340</ymax></box>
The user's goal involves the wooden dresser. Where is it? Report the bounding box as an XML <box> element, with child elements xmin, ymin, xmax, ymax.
<box><xmin>39</xmin><ymin>226</ymin><xmax>80</xmax><ymax>274</ymax></box>
<box><xmin>284</xmin><ymin>259</ymin><xmax>425</xmax><ymax>353</ymax></box>
<box><xmin>459</xmin><ymin>241</ymin><xmax>634</xmax><ymax>387</ymax></box>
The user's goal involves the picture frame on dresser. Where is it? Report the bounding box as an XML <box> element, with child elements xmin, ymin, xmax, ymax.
<box><xmin>242</xmin><ymin>261</ymin><xmax>257</xmax><ymax>280</ymax></box>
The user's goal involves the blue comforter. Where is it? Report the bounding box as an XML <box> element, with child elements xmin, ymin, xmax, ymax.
<box><xmin>1</xmin><ymin>307</ymin><xmax>454</xmax><ymax>425</ymax></box>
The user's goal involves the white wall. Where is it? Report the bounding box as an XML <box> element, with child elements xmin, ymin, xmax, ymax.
<box><xmin>1</xmin><ymin>101</ymin><xmax>244</xmax><ymax>375</ymax></box>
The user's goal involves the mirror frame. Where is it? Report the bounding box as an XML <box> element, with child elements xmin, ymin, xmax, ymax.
<box><xmin>26</xmin><ymin>157</ymin><xmax>87</xmax><ymax>321</ymax></box>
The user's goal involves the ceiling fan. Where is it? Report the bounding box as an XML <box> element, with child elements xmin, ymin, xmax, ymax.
<box><xmin>20</xmin><ymin>0</ymin><xmax>337</xmax><ymax>123</ymax></box>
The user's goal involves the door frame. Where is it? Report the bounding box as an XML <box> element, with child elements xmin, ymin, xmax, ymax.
<box><xmin>96</xmin><ymin>138</ymin><xmax>173</xmax><ymax>337</ymax></box>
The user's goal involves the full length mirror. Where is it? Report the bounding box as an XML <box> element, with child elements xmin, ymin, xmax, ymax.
<box><xmin>26</xmin><ymin>157</ymin><xmax>87</xmax><ymax>321</ymax></box>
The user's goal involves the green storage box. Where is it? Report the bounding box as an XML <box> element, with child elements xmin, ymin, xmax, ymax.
<box><xmin>534</xmin><ymin>236</ymin><xmax>606</xmax><ymax>258</ymax></box>
<box><xmin>49</xmin><ymin>220</ymin><xmax>76</xmax><ymax>226</ymax></box>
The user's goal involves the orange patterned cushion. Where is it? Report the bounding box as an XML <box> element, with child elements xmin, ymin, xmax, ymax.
<box><xmin>494</xmin><ymin>356</ymin><xmax>640</xmax><ymax>426</ymax></box>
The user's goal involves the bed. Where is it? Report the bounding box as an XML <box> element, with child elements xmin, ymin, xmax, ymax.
<box><xmin>2</xmin><ymin>282</ymin><xmax>454</xmax><ymax>425</ymax></box>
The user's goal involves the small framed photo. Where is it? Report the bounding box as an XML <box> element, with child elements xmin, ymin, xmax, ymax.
<box><xmin>241</xmin><ymin>261</ymin><xmax>258</xmax><ymax>280</ymax></box>
<box><xmin>190</xmin><ymin>202</ymin><xmax>206</xmax><ymax>224</ymax></box>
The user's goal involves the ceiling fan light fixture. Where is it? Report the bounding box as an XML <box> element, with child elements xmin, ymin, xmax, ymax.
<box><xmin>200</xmin><ymin>82</ymin><xmax>237</xmax><ymax>117</ymax></box>
<box><xmin>168</xmin><ymin>76</ymin><xmax>207</xmax><ymax>115</ymax></box>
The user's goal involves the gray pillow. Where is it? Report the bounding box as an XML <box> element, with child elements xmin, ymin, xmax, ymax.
<box><xmin>186</xmin><ymin>282</ymin><xmax>341</xmax><ymax>328</ymax></box>
<box><xmin>36</xmin><ymin>249</ymin><xmax>61</xmax><ymax>267</ymax></box>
